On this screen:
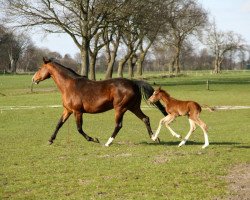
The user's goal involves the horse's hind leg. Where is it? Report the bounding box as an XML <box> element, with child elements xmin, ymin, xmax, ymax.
<box><xmin>178</xmin><ymin>118</ymin><xmax>196</xmax><ymax>147</ymax></box>
<box><xmin>194</xmin><ymin>118</ymin><xmax>209</xmax><ymax>149</ymax></box>
<box><xmin>74</xmin><ymin>112</ymin><xmax>99</xmax><ymax>143</ymax></box>
<box><xmin>49</xmin><ymin>109</ymin><xmax>72</xmax><ymax>145</ymax></box>
<box><xmin>130</xmin><ymin>107</ymin><xmax>160</xmax><ymax>143</ymax></box>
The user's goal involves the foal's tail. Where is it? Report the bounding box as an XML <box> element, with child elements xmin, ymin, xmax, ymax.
<box><xmin>202</xmin><ymin>105</ymin><xmax>216</xmax><ymax>112</ymax></box>
<box><xmin>133</xmin><ymin>80</ymin><xmax>168</xmax><ymax>116</ymax></box>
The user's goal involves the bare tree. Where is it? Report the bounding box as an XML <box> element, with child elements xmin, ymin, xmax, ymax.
<box><xmin>1</xmin><ymin>0</ymin><xmax>120</xmax><ymax>77</ymax></box>
<box><xmin>160</xmin><ymin>0</ymin><xmax>207</xmax><ymax>74</ymax></box>
<box><xmin>0</xmin><ymin>26</ymin><xmax>30</xmax><ymax>73</ymax></box>
<box><xmin>103</xmin><ymin>21</ymin><xmax>121</xmax><ymax>79</ymax></box>
<box><xmin>203</xmin><ymin>21</ymin><xmax>246</xmax><ymax>73</ymax></box>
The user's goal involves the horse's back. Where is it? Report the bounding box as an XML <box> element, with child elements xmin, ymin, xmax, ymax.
<box><xmin>72</xmin><ymin>78</ymin><xmax>140</xmax><ymax>113</ymax></box>
<box><xmin>167</xmin><ymin>98</ymin><xmax>201</xmax><ymax>116</ymax></box>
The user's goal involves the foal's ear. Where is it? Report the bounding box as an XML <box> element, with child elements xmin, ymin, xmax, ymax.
<box><xmin>157</xmin><ymin>86</ymin><xmax>161</xmax><ymax>91</ymax></box>
<box><xmin>43</xmin><ymin>57</ymin><xmax>50</xmax><ymax>64</ymax></box>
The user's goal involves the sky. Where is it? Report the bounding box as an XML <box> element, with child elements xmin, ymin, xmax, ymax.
<box><xmin>31</xmin><ymin>0</ymin><xmax>250</xmax><ymax>57</ymax></box>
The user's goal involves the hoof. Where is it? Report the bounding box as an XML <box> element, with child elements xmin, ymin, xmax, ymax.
<box><xmin>93</xmin><ymin>138</ymin><xmax>100</xmax><ymax>143</ymax></box>
<box><xmin>88</xmin><ymin>137</ymin><xmax>99</xmax><ymax>143</ymax></box>
<box><xmin>48</xmin><ymin>141</ymin><xmax>53</xmax><ymax>145</ymax></box>
<box><xmin>155</xmin><ymin>137</ymin><xmax>161</xmax><ymax>143</ymax></box>
<box><xmin>178</xmin><ymin>141</ymin><xmax>185</xmax><ymax>147</ymax></box>
<box><xmin>151</xmin><ymin>135</ymin><xmax>157</xmax><ymax>141</ymax></box>
<box><xmin>202</xmin><ymin>144</ymin><xmax>209</xmax><ymax>149</ymax></box>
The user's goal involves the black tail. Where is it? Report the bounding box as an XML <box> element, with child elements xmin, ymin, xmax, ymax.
<box><xmin>133</xmin><ymin>80</ymin><xmax>168</xmax><ymax>116</ymax></box>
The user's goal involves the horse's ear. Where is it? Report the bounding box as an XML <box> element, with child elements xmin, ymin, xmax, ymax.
<box><xmin>157</xmin><ymin>86</ymin><xmax>161</xmax><ymax>91</ymax></box>
<box><xmin>43</xmin><ymin>57</ymin><xmax>50</xmax><ymax>64</ymax></box>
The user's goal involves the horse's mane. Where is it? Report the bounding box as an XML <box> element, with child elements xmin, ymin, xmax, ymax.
<box><xmin>50</xmin><ymin>59</ymin><xmax>86</xmax><ymax>79</ymax></box>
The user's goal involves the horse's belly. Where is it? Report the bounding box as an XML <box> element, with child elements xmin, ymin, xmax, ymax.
<box><xmin>83</xmin><ymin>101</ymin><xmax>113</xmax><ymax>113</ymax></box>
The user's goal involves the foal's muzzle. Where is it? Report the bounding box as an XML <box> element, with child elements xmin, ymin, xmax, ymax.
<box><xmin>32</xmin><ymin>74</ymin><xmax>39</xmax><ymax>84</ymax></box>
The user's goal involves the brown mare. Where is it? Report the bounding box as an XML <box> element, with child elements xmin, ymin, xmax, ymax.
<box><xmin>148</xmin><ymin>87</ymin><xmax>214</xmax><ymax>149</ymax></box>
<box><xmin>32</xmin><ymin>58</ymin><xmax>167</xmax><ymax>146</ymax></box>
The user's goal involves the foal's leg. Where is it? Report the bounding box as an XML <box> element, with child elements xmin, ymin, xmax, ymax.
<box><xmin>178</xmin><ymin>119</ymin><xmax>196</xmax><ymax>147</ymax></box>
<box><xmin>165</xmin><ymin>125</ymin><xmax>181</xmax><ymax>138</ymax></box>
<box><xmin>105</xmin><ymin>109</ymin><xmax>125</xmax><ymax>146</ymax></box>
<box><xmin>74</xmin><ymin>112</ymin><xmax>99</xmax><ymax>143</ymax></box>
<box><xmin>48</xmin><ymin>109</ymin><xmax>72</xmax><ymax>145</ymax></box>
<box><xmin>194</xmin><ymin>118</ymin><xmax>209</xmax><ymax>149</ymax></box>
<box><xmin>152</xmin><ymin>114</ymin><xmax>176</xmax><ymax>141</ymax></box>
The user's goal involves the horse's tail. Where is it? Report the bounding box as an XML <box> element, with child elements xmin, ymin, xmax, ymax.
<box><xmin>133</xmin><ymin>80</ymin><xmax>168</xmax><ymax>116</ymax></box>
<box><xmin>202</xmin><ymin>104</ymin><xmax>216</xmax><ymax>112</ymax></box>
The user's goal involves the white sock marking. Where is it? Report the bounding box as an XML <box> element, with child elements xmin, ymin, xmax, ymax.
<box><xmin>105</xmin><ymin>137</ymin><xmax>114</xmax><ymax>147</ymax></box>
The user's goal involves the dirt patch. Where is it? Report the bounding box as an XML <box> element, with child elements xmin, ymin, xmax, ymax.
<box><xmin>153</xmin><ymin>154</ymin><xmax>170</xmax><ymax>164</ymax></box>
<box><xmin>227</xmin><ymin>163</ymin><xmax>250</xmax><ymax>200</ymax></box>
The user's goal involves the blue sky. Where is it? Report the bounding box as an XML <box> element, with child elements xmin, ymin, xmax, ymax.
<box><xmin>199</xmin><ymin>0</ymin><xmax>250</xmax><ymax>37</ymax></box>
<box><xmin>32</xmin><ymin>0</ymin><xmax>250</xmax><ymax>56</ymax></box>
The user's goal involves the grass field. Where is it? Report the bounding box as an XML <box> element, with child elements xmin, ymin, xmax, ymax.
<box><xmin>1</xmin><ymin>71</ymin><xmax>250</xmax><ymax>199</ymax></box>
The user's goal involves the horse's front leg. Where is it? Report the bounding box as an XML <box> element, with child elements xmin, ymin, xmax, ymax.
<box><xmin>49</xmin><ymin>109</ymin><xmax>72</xmax><ymax>145</ymax></box>
<box><xmin>151</xmin><ymin>118</ymin><xmax>165</xmax><ymax>141</ymax></box>
<box><xmin>74</xmin><ymin>112</ymin><xmax>99</xmax><ymax>143</ymax></box>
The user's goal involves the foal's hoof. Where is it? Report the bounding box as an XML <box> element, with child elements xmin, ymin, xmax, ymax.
<box><xmin>48</xmin><ymin>140</ymin><xmax>53</xmax><ymax>145</ymax></box>
<box><xmin>178</xmin><ymin>141</ymin><xmax>185</xmax><ymax>147</ymax></box>
<box><xmin>202</xmin><ymin>144</ymin><xmax>209</xmax><ymax>149</ymax></box>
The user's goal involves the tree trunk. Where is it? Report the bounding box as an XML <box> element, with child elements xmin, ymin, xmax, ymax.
<box><xmin>175</xmin><ymin>47</ymin><xmax>181</xmax><ymax>74</ymax></box>
<box><xmin>117</xmin><ymin>58</ymin><xmax>126</xmax><ymax>78</ymax></box>
<box><xmin>9</xmin><ymin>56</ymin><xmax>17</xmax><ymax>73</ymax></box>
<box><xmin>136</xmin><ymin>60</ymin><xmax>143</xmax><ymax>76</ymax></box>
<box><xmin>89</xmin><ymin>55</ymin><xmax>96</xmax><ymax>80</ymax></box>
<box><xmin>128</xmin><ymin>57</ymin><xmax>135</xmax><ymax>79</ymax></box>
<box><xmin>80</xmin><ymin>39</ymin><xmax>90</xmax><ymax>77</ymax></box>
<box><xmin>104</xmin><ymin>34</ymin><xmax>120</xmax><ymax>79</ymax></box>
<box><xmin>136</xmin><ymin>53</ymin><xmax>146</xmax><ymax>76</ymax></box>
<box><xmin>213</xmin><ymin>56</ymin><xmax>221</xmax><ymax>74</ymax></box>
<box><xmin>105</xmin><ymin>52</ymin><xmax>116</xmax><ymax>79</ymax></box>
<box><xmin>169</xmin><ymin>57</ymin><xmax>175</xmax><ymax>74</ymax></box>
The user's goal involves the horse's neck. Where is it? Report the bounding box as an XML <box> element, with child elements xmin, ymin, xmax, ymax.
<box><xmin>48</xmin><ymin>64</ymin><xmax>73</xmax><ymax>93</ymax></box>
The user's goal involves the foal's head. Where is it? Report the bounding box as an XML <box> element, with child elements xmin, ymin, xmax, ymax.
<box><xmin>148</xmin><ymin>87</ymin><xmax>170</xmax><ymax>103</ymax></box>
<box><xmin>32</xmin><ymin>57</ymin><xmax>52</xmax><ymax>84</ymax></box>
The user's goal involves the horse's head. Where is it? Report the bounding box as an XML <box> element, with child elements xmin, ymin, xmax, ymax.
<box><xmin>148</xmin><ymin>87</ymin><xmax>163</xmax><ymax>103</ymax></box>
<box><xmin>32</xmin><ymin>57</ymin><xmax>52</xmax><ymax>84</ymax></box>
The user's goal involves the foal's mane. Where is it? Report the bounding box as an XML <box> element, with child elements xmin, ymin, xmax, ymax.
<box><xmin>159</xmin><ymin>89</ymin><xmax>171</xmax><ymax>98</ymax></box>
<box><xmin>50</xmin><ymin>59</ymin><xmax>85</xmax><ymax>79</ymax></box>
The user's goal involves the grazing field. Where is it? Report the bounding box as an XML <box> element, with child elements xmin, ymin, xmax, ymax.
<box><xmin>1</xmin><ymin>71</ymin><xmax>250</xmax><ymax>199</ymax></box>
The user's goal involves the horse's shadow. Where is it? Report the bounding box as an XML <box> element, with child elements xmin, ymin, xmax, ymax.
<box><xmin>138</xmin><ymin>140</ymin><xmax>248</xmax><ymax>147</ymax></box>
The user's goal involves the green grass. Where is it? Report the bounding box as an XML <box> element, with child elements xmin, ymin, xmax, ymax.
<box><xmin>0</xmin><ymin>71</ymin><xmax>250</xmax><ymax>199</ymax></box>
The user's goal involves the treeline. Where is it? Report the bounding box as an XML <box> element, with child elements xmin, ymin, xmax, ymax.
<box><xmin>1</xmin><ymin>0</ymin><xmax>249</xmax><ymax>78</ymax></box>
<box><xmin>0</xmin><ymin>24</ymin><xmax>248</xmax><ymax>76</ymax></box>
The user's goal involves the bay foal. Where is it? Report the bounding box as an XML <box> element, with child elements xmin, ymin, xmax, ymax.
<box><xmin>148</xmin><ymin>88</ymin><xmax>212</xmax><ymax>149</ymax></box>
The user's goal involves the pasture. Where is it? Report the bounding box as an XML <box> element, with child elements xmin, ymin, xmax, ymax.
<box><xmin>1</xmin><ymin>71</ymin><xmax>250</xmax><ymax>199</ymax></box>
